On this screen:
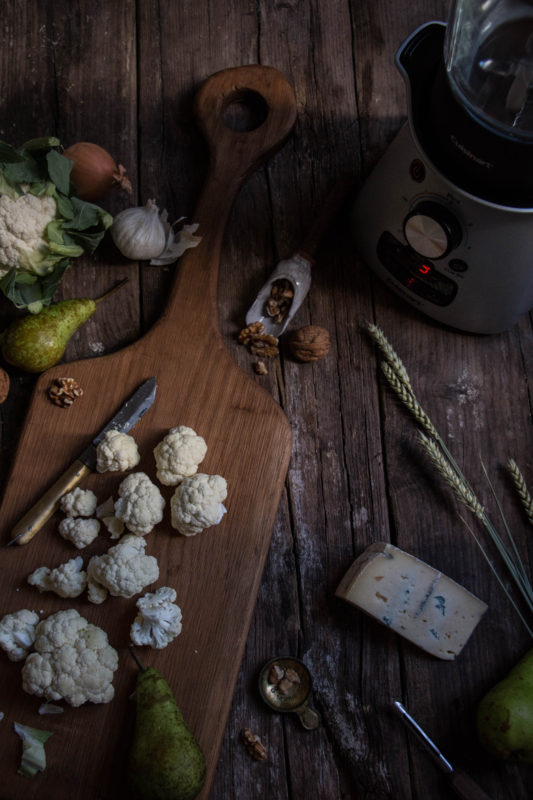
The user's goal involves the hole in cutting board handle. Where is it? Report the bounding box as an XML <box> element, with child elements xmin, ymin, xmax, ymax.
<box><xmin>221</xmin><ymin>89</ymin><xmax>269</xmax><ymax>132</ymax></box>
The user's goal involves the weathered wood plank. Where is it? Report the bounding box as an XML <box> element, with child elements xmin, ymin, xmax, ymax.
<box><xmin>0</xmin><ymin>1</ymin><xmax>532</xmax><ymax>799</ymax></box>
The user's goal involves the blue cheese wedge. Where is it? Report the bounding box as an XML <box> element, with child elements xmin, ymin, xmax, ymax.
<box><xmin>335</xmin><ymin>542</ymin><xmax>487</xmax><ymax>660</ymax></box>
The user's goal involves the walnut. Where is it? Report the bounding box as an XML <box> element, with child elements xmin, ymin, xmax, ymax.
<box><xmin>238</xmin><ymin>321</ymin><xmax>265</xmax><ymax>345</ymax></box>
<box><xmin>265</xmin><ymin>278</ymin><xmax>294</xmax><ymax>323</ymax></box>
<box><xmin>0</xmin><ymin>367</ymin><xmax>9</xmax><ymax>404</ymax></box>
<box><xmin>47</xmin><ymin>377</ymin><xmax>84</xmax><ymax>407</ymax></box>
<box><xmin>240</xmin><ymin>728</ymin><xmax>267</xmax><ymax>761</ymax></box>
<box><xmin>268</xmin><ymin>663</ymin><xmax>285</xmax><ymax>685</ymax></box>
<box><xmin>288</xmin><ymin>325</ymin><xmax>330</xmax><ymax>362</ymax></box>
<box><xmin>250</xmin><ymin>334</ymin><xmax>279</xmax><ymax>357</ymax></box>
<box><xmin>238</xmin><ymin>322</ymin><xmax>279</xmax><ymax>358</ymax></box>
<box><xmin>253</xmin><ymin>360</ymin><xmax>268</xmax><ymax>375</ymax></box>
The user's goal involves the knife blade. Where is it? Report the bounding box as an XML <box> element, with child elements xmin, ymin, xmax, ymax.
<box><xmin>393</xmin><ymin>701</ymin><xmax>493</xmax><ymax>800</ymax></box>
<box><xmin>8</xmin><ymin>377</ymin><xmax>157</xmax><ymax>546</ymax></box>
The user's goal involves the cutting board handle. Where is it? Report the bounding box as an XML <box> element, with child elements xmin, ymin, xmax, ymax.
<box><xmin>158</xmin><ymin>65</ymin><xmax>297</xmax><ymax>332</ymax></box>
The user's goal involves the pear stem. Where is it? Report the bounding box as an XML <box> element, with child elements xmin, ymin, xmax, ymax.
<box><xmin>95</xmin><ymin>277</ymin><xmax>129</xmax><ymax>304</ymax></box>
<box><xmin>129</xmin><ymin>645</ymin><xmax>148</xmax><ymax>672</ymax></box>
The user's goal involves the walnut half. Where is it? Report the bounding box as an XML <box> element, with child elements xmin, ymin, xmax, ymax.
<box><xmin>240</xmin><ymin>728</ymin><xmax>268</xmax><ymax>761</ymax></box>
<box><xmin>288</xmin><ymin>325</ymin><xmax>331</xmax><ymax>362</ymax></box>
<box><xmin>47</xmin><ymin>377</ymin><xmax>84</xmax><ymax>408</ymax></box>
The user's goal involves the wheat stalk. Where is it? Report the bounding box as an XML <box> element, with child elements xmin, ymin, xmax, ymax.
<box><xmin>417</xmin><ymin>432</ymin><xmax>485</xmax><ymax>520</ymax></box>
<box><xmin>367</xmin><ymin>322</ymin><xmax>533</xmax><ymax>635</ymax></box>
<box><xmin>508</xmin><ymin>458</ymin><xmax>533</xmax><ymax>527</ymax></box>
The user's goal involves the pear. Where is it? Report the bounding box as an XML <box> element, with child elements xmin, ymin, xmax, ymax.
<box><xmin>477</xmin><ymin>647</ymin><xmax>533</xmax><ymax>763</ymax></box>
<box><xmin>128</xmin><ymin>653</ymin><xmax>206</xmax><ymax>800</ymax></box>
<box><xmin>1</xmin><ymin>279</ymin><xmax>127</xmax><ymax>373</ymax></box>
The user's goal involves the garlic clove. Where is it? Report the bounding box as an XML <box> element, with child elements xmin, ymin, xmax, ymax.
<box><xmin>111</xmin><ymin>198</ymin><xmax>167</xmax><ymax>260</ymax></box>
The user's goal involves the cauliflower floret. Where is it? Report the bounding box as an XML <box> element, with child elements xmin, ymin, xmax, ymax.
<box><xmin>0</xmin><ymin>192</ymin><xmax>57</xmax><ymax>278</ymax></box>
<box><xmin>96</xmin><ymin>497</ymin><xmax>125</xmax><ymax>539</ymax></box>
<box><xmin>114</xmin><ymin>472</ymin><xmax>165</xmax><ymax>535</ymax></box>
<box><xmin>102</xmin><ymin>515</ymin><xmax>125</xmax><ymax>539</ymax></box>
<box><xmin>96</xmin><ymin>429</ymin><xmax>141</xmax><ymax>473</ymax></box>
<box><xmin>28</xmin><ymin>557</ymin><xmax>87</xmax><ymax>599</ymax></box>
<box><xmin>130</xmin><ymin>586</ymin><xmax>183</xmax><ymax>650</ymax></box>
<box><xmin>0</xmin><ymin>609</ymin><xmax>40</xmax><ymax>662</ymax></box>
<box><xmin>21</xmin><ymin>609</ymin><xmax>118</xmax><ymax>707</ymax></box>
<box><xmin>58</xmin><ymin>517</ymin><xmax>100</xmax><ymax>548</ymax></box>
<box><xmin>170</xmin><ymin>473</ymin><xmax>227</xmax><ymax>536</ymax></box>
<box><xmin>153</xmin><ymin>425</ymin><xmax>207</xmax><ymax>486</ymax></box>
<box><xmin>87</xmin><ymin>534</ymin><xmax>159</xmax><ymax>604</ymax></box>
<box><xmin>59</xmin><ymin>487</ymin><xmax>98</xmax><ymax>518</ymax></box>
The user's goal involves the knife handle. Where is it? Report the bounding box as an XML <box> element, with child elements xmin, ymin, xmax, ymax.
<box><xmin>449</xmin><ymin>769</ymin><xmax>493</xmax><ymax>800</ymax></box>
<box><xmin>10</xmin><ymin>459</ymin><xmax>91</xmax><ymax>545</ymax></box>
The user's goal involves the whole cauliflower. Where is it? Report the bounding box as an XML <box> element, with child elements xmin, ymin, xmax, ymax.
<box><xmin>0</xmin><ymin>609</ymin><xmax>40</xmax><ymax>662</ymax></box>
<box><xmin>153</xmin><ymin>425</ymin><xmax>207</xmax><ymax>486</ymax></box>
<box><xmin>21</xmin><ymin>609</ymin><xmax>118</xmax><ymax>706</ymax></box>
<box><xmin>114</xmin><ymin>472</ymin><xmax>165</xmax><ymax>535</ymax></box>
<box><xmin>0</xmin><ymin>191</ymin><xmax>57</xmax><ymax>278</ymax></box>
<box><xmin>59</xmin><ymin>487</ymin><xmax>98</xmax><ymax>518</ymax></box>
<box><xmin>130</xmin><ymin>586</ymin><xmax>183</xmax><ymax>650</ymax></box>
<box><xmin>87</xmin><ymin>534</ymin><xmax>159</xmax><ymax>604</ymax></box>
<box><xmin>58</xmin><ymin>517</ymin><xmax>100</xmax><ymax>548</ymax></box>
<box><xmin>28</xmin><ymin>557</ymin><xmax>87</xmax><ymax>599</ymax></box>
<box><xmin>170</xmin><ymin>473</ymin><xmax>228</xmax><ymax>536</ymax></box>
<box><xmin>96</xmin><ymin>429</ymin><xmax>141</xmax><ymax>473</ymax></box>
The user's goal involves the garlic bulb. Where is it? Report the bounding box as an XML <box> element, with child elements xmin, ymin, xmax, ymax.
<box><xmin>111</xmin><ymin>199</ymin><xmax>167</xmax><ymax>260</ymax></box>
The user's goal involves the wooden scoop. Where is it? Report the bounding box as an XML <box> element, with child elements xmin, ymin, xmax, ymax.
<box><xmin>0</xmin><ymin>65</ymin><xmax>297</xmax><ymax>800</ymax></box>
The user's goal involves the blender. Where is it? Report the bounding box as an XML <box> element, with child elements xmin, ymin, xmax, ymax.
<box><xmin>352</xmin><ymin>0</ymin><xmax>533</xmax><ymax>334</ymax></box>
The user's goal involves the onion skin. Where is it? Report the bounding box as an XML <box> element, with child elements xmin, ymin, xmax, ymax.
<box><xmin>63</xmin><ymin>142</ymin><xmax>133</xmax><ymax>201</ymax></box>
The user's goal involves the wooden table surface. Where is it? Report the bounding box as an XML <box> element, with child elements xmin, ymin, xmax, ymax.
<box><xmin>0</xmin><ymin>2</ymin><xmax>531</xmax><ymax>799</ymax></box>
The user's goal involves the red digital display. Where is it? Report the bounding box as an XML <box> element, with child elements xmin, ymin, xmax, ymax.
<box><xmin>419</xmin><ymin>264</ymin><xmax>431</xmax><ymax>275</ymax></box>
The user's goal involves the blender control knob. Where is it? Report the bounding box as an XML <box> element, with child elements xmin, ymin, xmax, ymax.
<box><xmin>403</xmin><ymin>201</ymin><xmax>462</xmax><ymax>259</ymax></box>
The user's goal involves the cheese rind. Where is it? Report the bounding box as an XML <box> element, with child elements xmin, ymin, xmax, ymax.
<box><xmin>335</xmin><ymin>542</ymin><xmax>487</xmax><ymax>660</ymax></box>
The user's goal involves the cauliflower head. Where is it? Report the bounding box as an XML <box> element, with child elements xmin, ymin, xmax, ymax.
<box><xmin>170</xmin><ymin>473</ymin><xmax>227</xmax><ymax>536</ymax></box>
<box><xmin>21</xmin><ymin>609</ymin><xmax>118</xmax><ymax>706</ymax></box>
<box><xmin>96</xmin><ymin>429</ymin><xmax>141</xmax><ymax>473</ymax></box>
<box><xmin>59</xmin><ymin>487</ymin><xmax>98</xmax><ymax>518</ymax></box>
<box><xmin>0</xmin><ymin>609</ymin><xmax>40</xmax><ymax>662</ymax></box>
<box><xmin>58</xmin><ymin>517</ymin><xmax>100</xmax><ymax>548</ymax></box>
<box><xmin>130</xmin><ymin>586</ymin><xmax>183</xmax><ymax>650</ymax></box>
<box><xmin>153</xmin><ymin>425</ymin><xmax>207</xmax><ymax>486</ymax></box>
<box><xmin>87</xmin><ymin>534</ymin><xmax>159</xmax><ymax>604</ymax></box>
<box><xmin>0</xmin><ymin>191</ymin><xmax>57</xmax><ymax>278</ymax></box>
<box><xmin>0</xmin><ymin>138</ymin><xmax>112</xmax><ymax>314</ymax></box>
<box><xmin>28</xmin><ymin>557</ymin><xmax>87</xmax><ymax>599</ymax></box>
<box><xmin>114</xmin><ymin>471</ymin><xmax>165</xmax><ymax>535</ymax></box>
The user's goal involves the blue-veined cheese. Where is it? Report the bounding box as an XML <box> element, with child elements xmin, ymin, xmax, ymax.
<box><xmin>335</xmin><ymin>542</ymin><xmax>487</xmax><ymax>660</ymax></box>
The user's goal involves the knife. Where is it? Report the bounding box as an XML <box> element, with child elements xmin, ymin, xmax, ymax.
<box><xmin>393</xmin><ymin>701</ymin><xmax>493</xmax><ymax>800</ymax></box>
<box><xmin>8</xmin><ymin>377</ymin><xmax>157</xmax><ymax>546</ymax></box>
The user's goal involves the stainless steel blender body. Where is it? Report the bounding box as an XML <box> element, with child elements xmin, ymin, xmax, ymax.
<box><xmin>352</xmin><ymin>21</ymin><xmax>533</xmax><ymax>334</ymax></box>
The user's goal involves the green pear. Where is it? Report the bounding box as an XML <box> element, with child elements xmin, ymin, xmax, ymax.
<box><xmin>477</xmin><ymin>647</ymin><xmax>533</xmax><ymax>763</ymax></box>
<box><xmin>128</xmin><ymin>664</ymin><xmax>206</xmax><ymax>800</ymax></box>
<box><xmin>1</xmin><ymin>279</ymin><xmax>127</xmax><ymax>373</ymax></box>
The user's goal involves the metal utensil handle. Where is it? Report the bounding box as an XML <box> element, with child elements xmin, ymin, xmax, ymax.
<box><xmin>10</xmin><ymin>459</ymin><xmax>90</xmax><ymax>545</ymax></box>
<box><xmin>449</xmin><ymin>769</ymin><xmax>494</xmax><ymax>800</ymax></box>
<box><xmin>295</xmin><ymin>702</ymin><xmax>320</xmax><ymax>730</ymax></box>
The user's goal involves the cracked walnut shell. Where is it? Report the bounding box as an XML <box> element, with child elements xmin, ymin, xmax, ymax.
<box><xmin>288</xmin><ymin>325</ymin><xmax>331</xmax><ymax>362</ymax></box>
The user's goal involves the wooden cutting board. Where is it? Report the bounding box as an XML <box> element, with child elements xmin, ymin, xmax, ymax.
<box><xmin>0</xmin><ymin>65</ymin><xmax>296</xmax><ymax>800</ymax></box>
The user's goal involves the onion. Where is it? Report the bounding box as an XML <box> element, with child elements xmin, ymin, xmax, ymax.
<box><xmin>63</xmin><ymin>142</ymin><xmax>133</xmax><ymax>201</ymax></box>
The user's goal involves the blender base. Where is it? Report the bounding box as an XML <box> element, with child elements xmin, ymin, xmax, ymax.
<box><xmin>352</xmin><ymin>120</ymin><xmax>533</xmax><ymax>334</ymax></box>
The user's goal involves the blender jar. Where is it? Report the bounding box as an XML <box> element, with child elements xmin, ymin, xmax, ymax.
<box><xmin>445</xmin><ymin>0</ymin><xmax>533</xmax><ymax>141</ymax></box>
